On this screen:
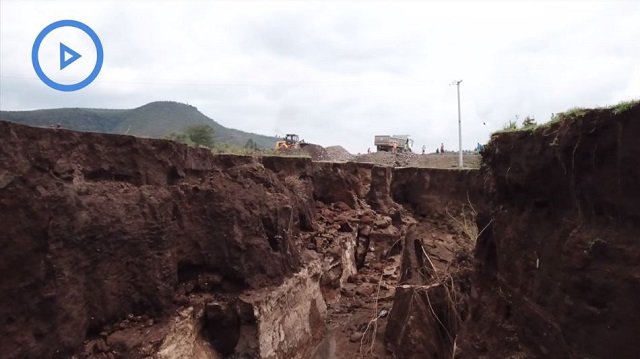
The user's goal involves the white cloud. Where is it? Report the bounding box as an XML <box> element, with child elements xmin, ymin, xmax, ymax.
<box><xmin>1</xmin><ymin>0</ymin><xmax>639</xmax><ymax>153</ymax></box>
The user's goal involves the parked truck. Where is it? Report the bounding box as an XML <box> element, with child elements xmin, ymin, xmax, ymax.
<box><xmin>374</xmin><ymin>135</ymin><xmax>414</xmax><ymax>153</ymax></box>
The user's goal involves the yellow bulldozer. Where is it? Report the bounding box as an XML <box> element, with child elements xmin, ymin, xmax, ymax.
<box><xmin>275</xmin><ymin>134</ymin><xmax>308</xmax><ymax>151</ymax></box>
<box><xmin>274</xmin><ymin>133</ymin><xmax>328</xmax><ymax>160</ymax></box>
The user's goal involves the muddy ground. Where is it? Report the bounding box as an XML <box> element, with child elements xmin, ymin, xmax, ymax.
<box><xmin>1</xmin><ymin>102</ymin><xmax>639</xmax><ymax>359</ymax></box>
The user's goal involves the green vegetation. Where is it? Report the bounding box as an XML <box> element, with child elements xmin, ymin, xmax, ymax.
<box><xmin>261</xmin><ymin>151</ymin><xmax>311</xmax><ymax>158</ymax></box>
<box><xmin>610</xmin><ymin>99</ymin><xmax>638</xmax><ymax>115</ymax></box>
<box><xmin>0</xmin><ymin>107</ymin><xmax>125</xmax><ymax>133</ymax></box>
<box><xmin>205</xmin><ymin>143</ymin><xmax>310</xmax><ymax>158</ymax></box>
<box><xmin>492</xmin><ymin>99</ymin><xmax>638</xmax><ymax>136</ymax></box>
<box><xmin>244</xmin><ymin>139</ymin><xmax>259</xmax><ymax>150</ymax></box>
<box><xmin>0</xmin><ymin>101</ymin><xmax>278</xmax><ymax>149</ymax></box>
<box><xmin>548</xmin><ymin>107</ymin><xmax>588</xmax><ymax>125</ymax></box>
<box><xmin>185</xmin><ymin>125</ymin><xmax>215</xmax><ymax>147</ymax></box>
<box><xmin>501</xmin><ymin>120</ymin><xmax>518</xmax><ymax>132</ymax></box>
<box><xmin>166</xmin><ymin>124</ymin><xmax>215</xmax><ymax>148</ymax></box>
<box><xmin>499</xmin><ymin>116</ymin><xmax>538</xmax><ymax>132</ymax></box>
<box><xmin>521</xmin><ymin>116</ymin><xmax>537</xmax><ymax>129</ymax></box>
<box><xmin>211</xmin><ymin>142</ymin><xmax>254</xmax><ymax>155</ymax></box>
<box><xmin>165</xmin><ymin>132</ymin><xmax>194</xmax><ymax>146</ymax></box>
<box><xmin>500</xmin><ymin>116</ymin><xmax>537</xmax><ymax>132</ymax></box>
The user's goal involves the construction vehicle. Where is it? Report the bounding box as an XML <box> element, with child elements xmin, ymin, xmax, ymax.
<box><xmin>275</xmin><ymin>134</ymin><xmax>308</xmax><ymax>151</ymax></box>
<box><xmin>374</xmin><ymin>135</ymin><xmax>414</xmax><ymax>153</ymax></box>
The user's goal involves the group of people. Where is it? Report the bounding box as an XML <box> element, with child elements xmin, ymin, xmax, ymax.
<box><xmin>420</xmin><ymin>143</ymin><xmax>446</xmax><ymax>154</ymax></box>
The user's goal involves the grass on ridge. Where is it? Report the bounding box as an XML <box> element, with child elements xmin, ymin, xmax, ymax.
<box><xmin>492</xmin><ymin>99</ymin><xmax>638</xmax><ymax>135</ymax></box>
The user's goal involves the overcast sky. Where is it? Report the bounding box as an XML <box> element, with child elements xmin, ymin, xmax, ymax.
<box><xmin>1</xmin><ymin>1</ymin><xmax>639</xmax><ymax>153</ymax></box>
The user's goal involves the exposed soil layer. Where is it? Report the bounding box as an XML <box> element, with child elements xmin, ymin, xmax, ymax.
<box><xmin>0</xmin><ymin>121</ymin><xmax>482</xmax><ymax>359</ymax></box>
<box><xmin>0</xmin><ymin>122</ymin><xmax>313</xmax><ymax>358</ymax></box>
<box><xmin>458</xmin><ymin>104</ymin><xmax>640</xmax><ymax>358</ymax></box>
<box><xmin>1</xmin><ymin>101</ymin><xmax>638</xmax><ymax>359</ymax></box>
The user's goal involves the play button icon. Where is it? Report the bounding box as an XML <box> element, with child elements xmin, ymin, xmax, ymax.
<box><xmin>32</xmin><ymin>20</ymin><xmax>103</xmax><ymax>91</ymax></box>
<box><xmin>60</xmin><ymin>43</ymin><xmax>82</xmax><ymax>70</ymax></box>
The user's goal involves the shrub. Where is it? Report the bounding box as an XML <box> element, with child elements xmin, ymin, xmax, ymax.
<box><xmin>165</xmin><ymin>132</ymin><xmax>194</xmax><ymax>146</ymax></box>
<box><xmin>185</xmin><ymin>124</ymin><xmax>215</xmax><ymax>147</ymax></box>
<box><xmin>522</xmin><ymin>116</ymin><xmax>537</xmax><ymax>129</ymax></box>
<box><xmin>244</xmin><ymin>139</ymin><xmax>259</xmax><ymax>151</ymax></box>
<box><xmin>502</xmin><ymin>120</ymin><xmax>518</xmax><ymax>131</ymax></box>
<box><xmin>610</xmin><ymin>99</ymin><xmax>638</xmax><ymax>115</ymax></box>
<box><xmin>165</xmin><ymin>124</ymin><xmax>215</xmax><ymax>148</ymax></box>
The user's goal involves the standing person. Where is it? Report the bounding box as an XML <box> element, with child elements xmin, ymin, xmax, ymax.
<box><xmin>421</xmin><ymin>145</ymin><xmax>426</xmax><ymax>154</ymax></box>
<box><xmin>440</xmin><ymin>143</ymin><xmax>445</xmax><ymax>154</ymax></box>
<box><xmin>367</xmin><ymin>147</ymin><xmax>371</xmax><ymax>154</ymax></box>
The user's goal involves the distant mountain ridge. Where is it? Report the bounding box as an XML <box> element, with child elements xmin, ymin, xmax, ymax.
<box><xmin>0</xmin><ymin>101</ymin><xmax>278</xmax><ymax>149</ymax></box>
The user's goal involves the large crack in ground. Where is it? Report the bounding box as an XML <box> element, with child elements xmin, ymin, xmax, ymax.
<box><xmin>71</xmin><ymin>165</ymin><xmax>480</xmax><ymax>359</ymax></box>
<box><xmin>0</xmin><ymin>121</ymin><xmax>482</xmax><ymax>359</ymax></box>
<box><xmin>2</xmin><ymin>101</ymin><xmax>639</xmax><ymax>359</ymax></box>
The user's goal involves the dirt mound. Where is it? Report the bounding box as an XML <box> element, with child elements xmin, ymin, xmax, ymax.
<box><xmin>324</xmin><ymin>146</ymin><xmax>354</xmax><ymax>162</ymax></box>
<box><xmin>275</xmin><ymin>143</ymin><xmax>329</xmax><ymax>161</ymax></box>
<box><xmin>301</xmin><ymin>143</ymin><xmax>330</xmax><ymax>161</ymax></box>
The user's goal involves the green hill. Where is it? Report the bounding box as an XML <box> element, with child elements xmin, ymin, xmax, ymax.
<box><xmin>0</xmin><ymin>101</ymin><xmax>277</xmax><ymax>149</ymax></box>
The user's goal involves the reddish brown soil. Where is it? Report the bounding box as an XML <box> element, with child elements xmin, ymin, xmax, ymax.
<box><xmin>306</xmin><ymin>162</ymin><xmax>483</xmax><ymax>359</ymax></box>
<box><xmin>0</xmin><ymin>121</ymin><xmax>482</xmax><ymax>359</ymax></box>
<box><xmin>1</xmin><ymin>101</ymin><xmax>638</xmax><ymax>359</ymax></box>
<box><xmin>0</xmin><ymin>122</ymin><xmax>316</xmax><ymax>358</ymax></box>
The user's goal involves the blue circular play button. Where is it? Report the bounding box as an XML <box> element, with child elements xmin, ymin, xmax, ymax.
<box><xmin>32</xmin><ymin>20</ymin><xmax>103</xmax><ymax>92</ymax></box>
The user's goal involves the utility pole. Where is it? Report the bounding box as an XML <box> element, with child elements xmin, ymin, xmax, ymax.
<box><xmin>451</xmin><ymin>80</ymin><xmax>463</xmax><ymax>168</ymax></box>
